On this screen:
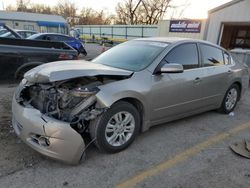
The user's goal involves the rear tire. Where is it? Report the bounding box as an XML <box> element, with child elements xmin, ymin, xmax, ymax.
<box><xmin>89</xmin><ymin>101</ymin><xmax>140</xmax><ymax>153</ymax></box>
<box><xmin>218</xmin><ymin>84</ymin><xmax>240</xmax><ymax>114</ymax></box>
<box><xmin>15</xmin><ymin>65</ymin><xmax>36</xmax><ymax>80</ymax></box>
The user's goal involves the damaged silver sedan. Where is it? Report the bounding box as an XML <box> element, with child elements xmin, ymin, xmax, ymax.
<box><xmin>12</xmin><ymin>38</ymin><xmax>249</xmax><ymax>164</ymax></box>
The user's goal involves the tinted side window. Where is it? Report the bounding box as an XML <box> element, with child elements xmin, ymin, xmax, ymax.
<box><xmin>18</xmin><ymin>32</ymin><xmax>25</xmax><ymax>38</ymax></box>
<box><xmin>165</xmin><ymin>43</ymin><xmax>199</xmax><ymax>70</ymax></box>
<box><xmin>200</xmin><ymin>44</ymin><xmax>224</xmax><ymax>67</ymax></box>
<box><xmin>57</xmin><ymin>36</ymin><xmax>70</xmax><ymax>41</ymax></box>
<box><xmin>49</xmin><ymin>35</ymin><xmax>59</xmax><ymax>40</ymax></box>
<box><xmin>42</xmin><ymin>35</ymin><xmax>50</xmax><ymax>40</ymax></box>
<box><xmin>26</xmin><ymin>32</ymin><xmax>34</xmax><ymax>38</ymax></box>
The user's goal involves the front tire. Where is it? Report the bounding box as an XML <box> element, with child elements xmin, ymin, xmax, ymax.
<box><xmin>89</xmin><ymin>101</ymin><xmax>140</xmax><ymax>153</ymax></box>
<box><xmin>218</xmin><ymin>84</ymin><xmax>240</xmax><ymax>114</ymax></box>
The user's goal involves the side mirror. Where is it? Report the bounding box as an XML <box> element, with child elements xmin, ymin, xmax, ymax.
<box><xmin>157</xmin><ymin>63</ymin><xmax>184</xmax><ymax>74</ymax></box>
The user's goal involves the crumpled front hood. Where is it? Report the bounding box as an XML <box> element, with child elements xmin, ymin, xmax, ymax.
<box><xmin>24</xmin><ymin>60</ymin><xmax>133</xmax><ymax>83</ymax></box>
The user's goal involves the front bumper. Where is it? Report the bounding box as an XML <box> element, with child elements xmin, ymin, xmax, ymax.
<box><xmin>12</xmin><ymin>97</ymin><xmax>85</xmax><ymax>164</ymax></box>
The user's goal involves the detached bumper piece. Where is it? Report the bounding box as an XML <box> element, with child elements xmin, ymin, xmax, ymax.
<box><xmin>230</xmin><ymin>140</ymin><xmax>250</xmax><ymax>159</ymax></box>
<box><xmin>12</xmin><ymin>98</ymin><xmax>85</xmax><ymax>165</ymax></box>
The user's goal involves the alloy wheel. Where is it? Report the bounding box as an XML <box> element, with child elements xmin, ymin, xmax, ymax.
<box><xmin>105</xmin><ymin>111</ymin><xmax>135</xmax><ymax>147</ymax></box>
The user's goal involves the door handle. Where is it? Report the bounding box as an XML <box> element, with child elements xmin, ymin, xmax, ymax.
<box><xmin>194</xmin><ymin>77</ymin><xmax>201</xmax><ymax>83</ymax></box>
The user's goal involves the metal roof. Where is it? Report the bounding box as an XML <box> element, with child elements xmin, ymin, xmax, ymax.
<box><xmin>209</xmin><ymin>0</ymin><xmax>244</xmax><ymax>14</ymax></box>
<box><xmin>0</xmin><ymin>11</ymin><xmax>67</xmax><ymax>23</ymax></box>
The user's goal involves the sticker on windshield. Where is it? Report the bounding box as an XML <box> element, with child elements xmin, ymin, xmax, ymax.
<box><xmin>147</xmin><ymin>42</ymin><xmax>168</xmax><ymax>48</ymax></box>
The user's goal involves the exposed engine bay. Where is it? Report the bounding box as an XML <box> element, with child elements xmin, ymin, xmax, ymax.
<box><xmin>17</xmin><ymin>75</ymin><xmax>128</xmax><ymax>134</ymax></box>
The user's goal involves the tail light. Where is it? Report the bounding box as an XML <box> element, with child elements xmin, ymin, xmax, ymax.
<box><xmin>58</xmin><ymin>53</ymin><xmax>73</xmax><ymax>60</ymax></box>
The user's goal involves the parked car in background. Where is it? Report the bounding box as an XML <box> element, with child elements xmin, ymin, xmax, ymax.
<box><xmin>12</xmin><ymin>38</ymin><xmax>249</xmax><ymax>164</ymax></box>
<box><xmin>0</xmin><ymin>23</ymin><xmax>78</xmax><ymax>80</ymax></box>
<box><xmin>0</xmin><ymin>23</ymin><xmax>22</xmax><ymax>39</ymax></box>
<box><xmin>1</xmin><ymin>30</ymin><xmax>38</xmax><ymax>38</ymax></box>
<box><xmin>16</xmin><ymin>30</ymin><xmax>38</xmax><ymax>38</ymax></box>
<box><xmin>231</xmin><ymin>48</ymin><xmax>250</xmax><ymax>67</ymax></box>
<box><xmin>0</xmin><ymin>28</ymin><xmax>8</xmax><ymax>35</ymax></box>
<box><xmin>28</xmin><ymin>33</ymin><xmax>87</xmax><ymax>56</ymax></box>
<box><xmin>0</xmin><ymin>37</ymin><xmax>78</xmax><ymax>80</ymax></box>
<box><xmin>231</xmin><ymin>49</ymin><xmax>250</xmax><ymax>79</ymax></box>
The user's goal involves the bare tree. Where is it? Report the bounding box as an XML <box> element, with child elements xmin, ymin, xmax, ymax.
<box><xmin>115</xmin><ymin>0</ymin><xmax>175</xmax><ymax>25</ymax></box>
<box><xmin>53</xmin><ymin>0</ymin><xmax>78</xmax><ymax>25</ymax></box>
<box><xmin>6</xmin><ymin>0</ymin><xmax>52</xmax><ymax>14</ymax></box>
<box><xmin>168</xmin><ymin>0</ymin><xmax>191</xmax><ymax>19</ymax></box>
<box><xmin>79</xmin><ymin>8</ymin><xmax>115</xmax><ymax>25</ymax></box>
<box><xmin>16</xmin><ymin>0</ymin><xmax>30</xmax><ymax>12</ymax></box>
<box><xmin>29</xmin><ymin>4</ymin><xmax>53</xmax><ymax>14</ymax></box>
<box><xmin>116</xmin><ymin>0</ymin><xmax>142</xmax><ymax>24</ymax></box>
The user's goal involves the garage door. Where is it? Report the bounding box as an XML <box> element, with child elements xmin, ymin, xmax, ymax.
<box><xmin>220</xmin><ymin>24</ymin><xmax>250</xmax><ymax>49</ymax></box>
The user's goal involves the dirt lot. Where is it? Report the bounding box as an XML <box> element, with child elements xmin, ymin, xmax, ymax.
<box><xmin>1</xmin><ymin>44</ymin><xmax>250</xmax><ymax>187</ymax></box>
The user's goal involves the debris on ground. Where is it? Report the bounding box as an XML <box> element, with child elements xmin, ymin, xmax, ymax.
<box><xmin>229</xmin><ymin>112</ymin><xmax>235</xmax><ymax>117</ymax></box>
<box><xmin>230</xmin><ymin>140</ymin><xmax>250</xmax><ymax>159</ymax></box>
<box><xmin>63</xmin><ymin>181</ymin><xmax>69</xmax><ymax>186</ymax></box>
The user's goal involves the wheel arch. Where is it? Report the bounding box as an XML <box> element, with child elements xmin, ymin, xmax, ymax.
<box><xmin>114</xmin><ymin>97</ymin><xmax>145</xmax><ymax>133</ymax></box>
<box><xmin>95</xmin><ymin>89</ymin><xmax>151</xmax><ymax>132</ymax></box>
<box><xmin>14</xmin><ymin>61</ymin><xmax>45</xmax><ymax>79</ymax></box>
<box><xmin>231</xmin><ymin>81</ymin><xmax>242</xmax><ymax>100</ymax></box>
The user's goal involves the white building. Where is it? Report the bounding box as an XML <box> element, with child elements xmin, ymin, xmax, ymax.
<box><xmin>0</xmin><ymin>11</ymin><xmax>69</xmax><ymax>34</ymax></box>
<box><xmin>205</xmin><ymin>0</ymin><xmax>250</xmax><ymax>49</ymax></box>
<box><xmin>157</xmin><ymin>19</ymin><xmax>207</xmax><ymax>40</ymax></box>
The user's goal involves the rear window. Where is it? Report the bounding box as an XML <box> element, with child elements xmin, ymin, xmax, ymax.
<box><xmin>200</xmin><ymin>44</ymin><xmax>224</xmax><ymax>67</ymax></box>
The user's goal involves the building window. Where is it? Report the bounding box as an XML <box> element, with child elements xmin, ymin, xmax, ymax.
<box><xmin>40</xmin><ymin>26</ymin><xmax>47</xmax><ymax>33</ymax></box>
<box><xmin>24</xmin><ymin>25</ymin><xmax>34</xmax><ymax>31</ymax></box>
<box><xmin>47</xmin><ymin>27</ymin><xmax>58</xmax><ymax>33</ymax></box>
<box><xmin>234</xmin><ymin>29</ymin><xmax>250</xmax><ymax>48</ymax></box>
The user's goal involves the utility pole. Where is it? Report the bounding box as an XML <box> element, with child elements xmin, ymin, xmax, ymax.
<box><xmin>1</xmin><ymin>1</ymin><xmax>5</xmax><ymax>10</ymax></box>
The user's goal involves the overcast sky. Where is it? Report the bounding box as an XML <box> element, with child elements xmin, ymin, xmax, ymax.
<box><xmin>1</xmin><ymin>0</ymin><xmax>232</xmax><ymax>19</ymax></box>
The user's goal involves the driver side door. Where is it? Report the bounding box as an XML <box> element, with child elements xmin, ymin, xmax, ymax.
<box><xmin>150</xmin><ymin>43</ymin><xmax>206</xmax><ymax>123</ymax></box>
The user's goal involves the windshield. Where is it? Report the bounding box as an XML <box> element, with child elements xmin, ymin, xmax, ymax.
<box><xmin>0</xmin><ymin>32</ymin><xmax>14</xmax><ymax>38</ymax></box>
<box><xmin>0</xmin><ymin>29</ymin><xmax>7</xmax><ymax>35</ymax></box>
<box><xmin>92</xmin><ymin>41</ymin><xmax>168</xmax><ymax>71</ymax></box>
<box><xmin>27</xmin><ymin>33</ymin><xmax>41</xmax><ymax>39</ymax></box>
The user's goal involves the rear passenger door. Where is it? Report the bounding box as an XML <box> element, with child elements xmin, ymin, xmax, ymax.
<box><xmin>199</xmin><ymin>43</ymin><xmax>231</xmax><ymax>106</ymax></box>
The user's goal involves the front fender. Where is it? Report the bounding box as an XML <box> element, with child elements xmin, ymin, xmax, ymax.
<box><xmin>96</xmin><ymin>89</ymin><xmax>148</xmax><ymax>109</ymax></box>
<box><xmin>95</xmin><ymin>72</ymin><xmax>152</xmax><ymax>131</ymax></box>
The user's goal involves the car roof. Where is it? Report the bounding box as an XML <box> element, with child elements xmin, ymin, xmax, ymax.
<box><xmin>15</xmin><ymin>29</ymin><xmax>35</xmax><ymax>31</ymax></box>
<box><xmin>133</xmin><ymin>37</ymin><xmax>225</xmax><ymax>50</ymax></box>
<box><xmin>134</xmin><ymin>37</ymin><xmax>191</xmax><ymax>43</ymax></box>
<box><xmin>38</xmin><ymin>33</ymin><xmax>69</xmax><ymax>37</ymax></box>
